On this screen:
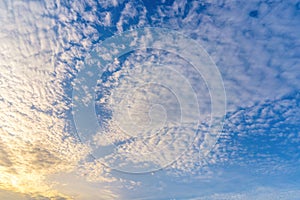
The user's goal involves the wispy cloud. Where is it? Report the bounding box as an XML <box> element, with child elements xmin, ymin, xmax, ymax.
<box><xmin>192</xmin><ymin>187</ymin><xmax>300</xmax><ymax>200</ymax></box>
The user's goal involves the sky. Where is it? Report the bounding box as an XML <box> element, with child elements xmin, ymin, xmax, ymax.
<box><xmin>0</xmin><ymin>0</ymin><xmax>299</xmax><ymax>199</ymax></box>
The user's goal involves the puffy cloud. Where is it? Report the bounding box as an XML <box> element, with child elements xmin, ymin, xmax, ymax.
<box><xmin>1</xmin><ymin>0</ymin><xmax>299</xmax><ymax>199</ymax></box>
<box><xmin>148</xmin><ymin>0</ymin><xmax>300</xmax><ymax>111</ymax></box>
<box><xmin>166</xmin><ymin>92</ymin><xmax>300</xmax><ymax>177</ymax></box>
<box><xmin>0</xmin><ymin>0</ymin><xmax>99</xmax><ymax>199</ymax></box>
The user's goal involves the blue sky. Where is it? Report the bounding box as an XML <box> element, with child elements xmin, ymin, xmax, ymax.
<box><xmin>0</xmin><ymin>0</ymin><xmax>299</xmax><ymax>199</ymax></box>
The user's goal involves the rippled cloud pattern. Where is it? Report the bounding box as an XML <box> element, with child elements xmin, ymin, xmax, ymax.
<box><xmin>0</xmin><ymin>0</ymin><xmax>299</xmax><ymax>199</ymax></box>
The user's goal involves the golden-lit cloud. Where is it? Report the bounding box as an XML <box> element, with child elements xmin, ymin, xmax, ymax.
<box><xmin>2</xmin><ymin>0</ymin><xmax>298</xmax><ymax>199</ymax></box>
<box><xmin>0</xmin><ymin>1</ymin><xmax>90</xmax><ymax>199</ymax></box>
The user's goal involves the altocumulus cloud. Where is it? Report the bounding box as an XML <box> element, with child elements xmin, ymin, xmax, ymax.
<box><xmin>0</xmin><ymin>1</ymin><xmax>90</xmax><ymax>199</ymax></box>
<box><xmin>1</xmin><ymin>0</ymin><xmax>299</xmax><ymax>199</ymax></box>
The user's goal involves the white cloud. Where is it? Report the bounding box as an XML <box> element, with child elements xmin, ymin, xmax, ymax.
<box><xmin>193</xmin><ymin>187</ymin><xmax>300</xmax><ymax>200</ymax></box>
<box><xmin>0</xmin><ymin>0</ymin><xmax>114</xmax><ymax>199</ymax></box>
<box><xmin>150</xmin><ymin>0</ymin><xmax>300</xmax><ymax>111</ymax></box>
<box><xmin>1</xmin><ymin>0</ymin><xmax>298</xmax><ymax>198</ymax></box>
